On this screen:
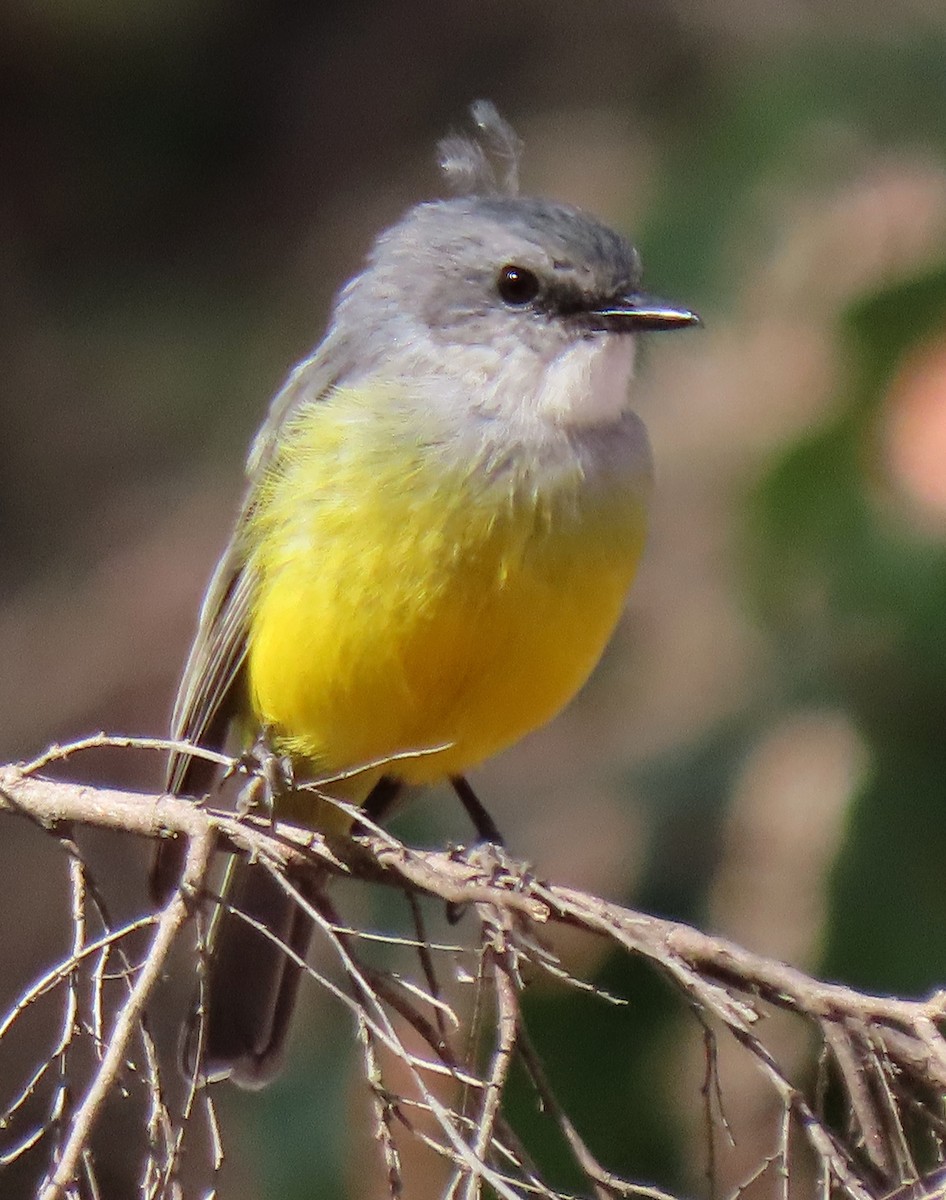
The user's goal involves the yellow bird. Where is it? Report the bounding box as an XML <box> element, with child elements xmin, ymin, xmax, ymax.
<box><xmin>152</xmin><ymin>103</ymin><xmax>698</xmax><ymax>1087</ymax></box>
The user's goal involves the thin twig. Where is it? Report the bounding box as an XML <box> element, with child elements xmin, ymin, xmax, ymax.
<box><xmin>38</xmin><ymin>828</ymin><xmax>214</xmax><ymax>1199</ymax></box>
<box><xmin>7</xmin><ymin>757</ymin><xmax>946</xmax><ymax>1198</ymax></box>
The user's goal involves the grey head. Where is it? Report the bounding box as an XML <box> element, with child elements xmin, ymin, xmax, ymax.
<box><xmin>330</xmin><ymin>193</ymin><xmax>698</xmax><ymax>367</ymax></box>
<box><xmin>255</xmin><ymin>103</ymin><xmax>698</xmax><ymax>453</ymax></box>
<box><xmin>320</xmin><ymin>101</ymin><xmax>698</xmax><ymax>417</ymax></box>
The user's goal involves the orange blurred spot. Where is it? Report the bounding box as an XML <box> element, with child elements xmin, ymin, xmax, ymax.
<box><xmin>883</xmin><ymin>338</ymin><xmax>946</xmax><ymax>528</ymax></box>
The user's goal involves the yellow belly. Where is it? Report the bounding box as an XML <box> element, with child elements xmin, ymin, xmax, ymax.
<box><xmin>245</xmin><ymin>390</ymin><xmax>647</xmax><ymax>801</ymax></box>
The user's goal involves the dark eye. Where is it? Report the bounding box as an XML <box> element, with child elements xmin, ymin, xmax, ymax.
<box><xmin>497</xmin><ymin>264</ymin><xmax>540</xmax><ymax>306</ymax></box>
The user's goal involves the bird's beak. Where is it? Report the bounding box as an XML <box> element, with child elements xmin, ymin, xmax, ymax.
<box><xmin>588</xmin><ymin>292</ymin><xmax>701</xmax><ymax>333</ymax></box>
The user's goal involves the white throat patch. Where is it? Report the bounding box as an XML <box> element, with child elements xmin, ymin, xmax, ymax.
<box><xmin>534</xmin><ymin>335</ymin><xmax>636</xmax><ymax>426</ymax></box>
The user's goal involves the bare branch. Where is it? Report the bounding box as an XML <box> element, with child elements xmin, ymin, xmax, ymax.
<box><xmin>4</xmin><ymin>750</ymin><xmax>946</xmax><ymax>1198</ymax></box>
<box><xmin>38</xmin><ymin>828</ymin><xmax>213</xmax><ymax>1200</ymax></box>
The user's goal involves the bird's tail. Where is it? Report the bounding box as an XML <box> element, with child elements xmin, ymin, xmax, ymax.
<box><xmin>184</xmin><ymin>858</ymin><xmax>316</xmax><ymax>1089</ymax></box>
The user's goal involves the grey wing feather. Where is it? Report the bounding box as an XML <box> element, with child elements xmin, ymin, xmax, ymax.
<box><xmin>165</xmin><ymin>545</ymin><xmax>255</xmax><ymax>795</ymax></box>
<box><xmin>165</xmin><ymin>341</ymin><xmax>347</xmax><ymax>797</ymax></box>
<box><xmin>152</xmin><ymin>538</ymin><xmax>253</xmax><ymax>901</ymax></box>
<box><xmin>151</xmin><ymin>346</ymin><xmax>343</xmax><ymax>903</ymax></box>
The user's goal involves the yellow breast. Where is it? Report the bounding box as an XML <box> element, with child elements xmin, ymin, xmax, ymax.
<box><xmin>244</xmin><ymin>387</ymin><xmax>648</xmax><ymax>797</ymax></box>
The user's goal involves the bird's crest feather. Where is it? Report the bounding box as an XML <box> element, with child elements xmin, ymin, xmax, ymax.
<box><xmin>438</xmin><ymin>100</ymin><xmax>522</xmax><ymax>197</ymax></box>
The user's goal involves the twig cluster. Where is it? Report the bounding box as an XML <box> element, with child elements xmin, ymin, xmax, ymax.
<box><xmin>1</xmin><ymin>737</ymin><xmax>946</xmax><ymax>1199</ymax></box>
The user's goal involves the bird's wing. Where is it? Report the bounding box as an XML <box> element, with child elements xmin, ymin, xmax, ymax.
<box><xmin>152</xmin><ymin>526</ymin><xmax>253</xmax><ymax>901</ymax></box>
<box><xmin>165</xmin><ymin>541</ymin><xmax>255</xmax><ymax>795</ymax></box>
<box><xmin>165</xmin><ymin>343</ymin><xmax>347</xmax><ymax>797</ymax></box>
<box><xmin>152</xmin><ymin>349</ymin><xmax>344</xmax><ymax>902</ymax></box>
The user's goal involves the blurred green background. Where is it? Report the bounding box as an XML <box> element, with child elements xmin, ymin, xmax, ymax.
<box><xmin>4</xmin><ymin>1</ymin><xmax>946</xmax><ymax>1197</ymax></box>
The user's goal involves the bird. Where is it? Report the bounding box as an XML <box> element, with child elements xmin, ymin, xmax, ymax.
<box><xmin>151</xmin><ymin>101</ymin><xmax>699</xmax><ymax>1088</ymax></box>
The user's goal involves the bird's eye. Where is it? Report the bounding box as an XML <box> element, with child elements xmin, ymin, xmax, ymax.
<box><xmin>497</xmin><ymin>264</ymin><xmax>540</xmax><ymax>306</ymax></box>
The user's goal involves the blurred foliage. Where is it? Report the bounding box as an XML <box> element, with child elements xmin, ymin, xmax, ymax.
<box><xmin>645</xmin><ymin>37</ymin><xmax>946</xmax><ymax>303</ymax></box>
<box><xmin>251</xmin><ymin>1038</ymin><xmax>350</xmax><ymax>1200</ymax></box>
<box><xmin>509</xmin><ymin>962</ymin><xmax>685</xmax><ymax>1195</ymax></box>
<box><xmin>749</xmin><ymin>266</ymin><xmax>946</xmax><ymax>994</ymax></box>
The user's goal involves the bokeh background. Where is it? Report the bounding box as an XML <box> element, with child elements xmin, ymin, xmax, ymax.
<box><xmin>4</xmin><ymin>1</ymin><xmax>946</xmax><ymax>1196</ymax></box>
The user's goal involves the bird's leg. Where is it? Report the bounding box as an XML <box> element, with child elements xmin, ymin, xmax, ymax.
<box><xmin>236</xmin><ymin>729</ymin><xmax>294</xmax><ymax>827</ymax></box>
<box><xmin>360</xmin><ymin>775</ymin><xmax>404</xmax><ymax>827</ymax></box>
<box><xmin>359</xmin><ymin>775</ymin><xmax>502</xmax><ymax>844</ymax></box>
<box><xmin>450</xmin><ymin>775</ymin><xmax>504</xmax><ymax>845</ymax></box>
<box><xmin>443</xmin><ymin>776</ymin><xmax>506</xmax><ymax>925</ymax></box>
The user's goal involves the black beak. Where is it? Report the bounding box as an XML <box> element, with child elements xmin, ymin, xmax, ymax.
<box><xmin>588</xmin><ymin>292</ymin><xmax>700</xmax><ymax>333</ymax></box>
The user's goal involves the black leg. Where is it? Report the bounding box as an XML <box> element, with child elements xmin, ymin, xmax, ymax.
<box><xmin>451</xmin><ymin>776</ymin><xmax>504</xmax><ymax>845</ymax></box>
<box><xmin>361</xmin><ymin>775</ymin><xmax>404</xmax><ymax>825</ymax></box>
